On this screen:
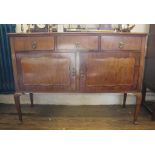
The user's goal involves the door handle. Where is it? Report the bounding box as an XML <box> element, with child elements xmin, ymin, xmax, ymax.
<box><xmin>31</xmin><ymin>41</ymin><xmax>37</xmax><ymax>49</ymax></box>
<box><xmin>75</xmin><ymin>42</ymin><xmax>80</xmax><ymax>48</ymax></box>
<box><xmin>71</xmin><ymin>67</ymin><xmax>76</xmax><ymax>76</ymax></box>
<box><xmin>80</xmin><ymin>66</ymin><xmax>86</xmax><ymax>78</ymax></box>
<box><xmin>119</xmin><ymin>41</ymin><xmax>126</xmax><ymax>49</ymax></box>
<box><xmin>80</xmin><ymin>72</ymin><xmax>85</xmax><ymax>78</ymax></box>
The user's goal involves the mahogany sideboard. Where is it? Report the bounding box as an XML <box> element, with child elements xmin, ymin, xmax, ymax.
<box><xmin>9</xmin><ymin>32</ymin><xmax>147</xmax><ymax>123</ymax></box>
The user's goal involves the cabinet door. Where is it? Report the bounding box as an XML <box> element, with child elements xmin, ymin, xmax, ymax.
<box><xmin>16</xmin><ymin>51</ymin><xmax>76</xmax><ymax>92</ymax></box>
<box><xmin>79</xmin><ymin>52</ymin><xmax>140</xmax><ymax>92</ymax></box>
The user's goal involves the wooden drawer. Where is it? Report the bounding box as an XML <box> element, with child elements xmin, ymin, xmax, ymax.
<box><xmin>57</xmin><ymin>36</ymin><xmax>98</xmax><ymax>50</ymax></box>
<box><xmin>101</xmin><ymin>36</ymin><xmax>142</xmax><ymax>51</ymax></box>
<box><xmin>14</xmin><ymin>36</ymin><xmax>54</xmax><ymax>51</ymax></box>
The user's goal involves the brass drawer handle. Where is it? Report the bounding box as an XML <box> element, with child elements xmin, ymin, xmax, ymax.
<box><xmin>119</xmin><ymin>42</ymin><xmax>126</xmax><ymax>49</ymax></box>
<box><xmin>31</xmin><ymin>41</ymin><xmax>37</xmax><ymax>49</ymax></box>
<box><xmin>75</xmin><ymin>42</ymin><xmax>80</xmax><ymax>48</ymax></box>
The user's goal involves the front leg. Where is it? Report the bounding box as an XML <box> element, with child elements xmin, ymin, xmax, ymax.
<box><xmin>14</xmin><ymin>93</ymin><xmax>22</xmax><ymax>122</ymax></box>
<box><xmin>133</xmin><ymin>92</ymin><xmax>142</xmax><ymax>124</ymax></box>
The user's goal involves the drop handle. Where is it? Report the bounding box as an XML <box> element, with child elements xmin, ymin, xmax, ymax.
<box><xmin>119</xmin><ymin>42</ymin><xmax>126</xmax><ymax>49</ymax></box>
<box><xmin>71</xmin><ymin>68</ymin><xmax>76</xmax><ymax>76</ymax></box>
<box><xmin>31</xmin><ymin>41</ymin><xmax>37</xmax><ymax>49</ymax></box>
<box><xmin>75</xmin><ymin>42</ymin><xmax>80</xmax><ymax>48</ymax></box>
<box><xmin>80</xmin><ymin>68</ymin><xmax>85</xmax><ymax>78</ymax></box>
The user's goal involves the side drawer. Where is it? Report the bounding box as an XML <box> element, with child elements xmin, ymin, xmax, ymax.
<box><xmin>101</xmin><ymin>36</ymin><xmax>142</xmax><ymax>51</ymax></box>
<box><xmin>14</xmin><ymin>36</ymin><xmax>54</xmax><ymax>51</ymax></box>
<box><xmin>57</xmin><ymin>36</ymin><xmax>98</xmax><ymax>50</ymax></box>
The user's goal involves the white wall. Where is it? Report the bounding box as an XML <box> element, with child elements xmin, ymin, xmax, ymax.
<box><xmin>132</xmin><ymin>24</ymin><xmax>149</xmax><ymax>33</ymax></box>
<box><xmin>0</xmin><ymin>24</ymin><xmax>152</xmax><ymax>105</ymax></box>
<box><xmin>0</xmin><ymin>93</ymin><xmax>136</xmax><ymax>105</ymax></box>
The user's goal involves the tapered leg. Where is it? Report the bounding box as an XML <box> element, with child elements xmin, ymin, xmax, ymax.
<box><xmin>14</xmin><ymin>93</ymin><xmax>22</xmax><ymax>122</ymax></box>
<box><xmin>133</xmin><ymin>92</ymin><xmax>142</xmax><ymax>124</ymax></box>
<box><xmin>123</xmin><ymin>93</ymin><xmax>127</xmax><ymax>108</ymax></box>
<box><xmin>30</xmin><ymin>93</ymin><xmax>34</xmax><ymax>107</ymax></box>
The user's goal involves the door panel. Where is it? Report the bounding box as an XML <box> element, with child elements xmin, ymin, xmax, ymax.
<box><xmin>21</xmin><ymin>57</ymin><xmax>70</xmax><ymax>85</ymax></box>
<box><xmin>16</xmin><ymin>51</ymin><xmax>76</xmax><ymax>92</ymax></box>
<box><xmin>80</xmin><ymin>52</ymin><xmax>140</xmax><ymax>92</ymax></box>
<box><xmin>86</xmin><ymin>57</ymin><xmax>135</xmax><ymax>85</ymax></box>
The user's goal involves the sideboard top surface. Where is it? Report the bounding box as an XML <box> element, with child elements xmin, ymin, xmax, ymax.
<box><xmin>8</xmin><ymin>32</ymin><xmax>147</xmax><ymax>37</ymax></box>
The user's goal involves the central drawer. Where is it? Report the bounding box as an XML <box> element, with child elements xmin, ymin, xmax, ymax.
<box><xmin>57</xmin><ymin>36</ymin><xmax>98</xmax><ymax>50</ymax></box>
<box><xmin>101</xmin><ymin>36</ymin><xmax>142</xmax><ymax>51</ymax></box>
<box><xmin>14</xmin><ymin>36</ymin><xmax>54</xmax><ymax>51</ymax></box>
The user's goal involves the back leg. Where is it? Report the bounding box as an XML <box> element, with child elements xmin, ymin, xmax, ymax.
<box><xmin>123</xmin><ymin>93</ymin><xmax>127</xmax><ymax>108</ymax></box>
<box><xmin>30</xmin><ymin>93</ymin><xmax>34</xmax><ymax>107</ymax></box>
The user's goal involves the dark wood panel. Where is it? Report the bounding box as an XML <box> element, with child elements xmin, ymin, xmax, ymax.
<box><xmin>144</xmin><ymin>58</ymin><xmax>155</xmax><ymax>86</ymax></box>
<box><xmin>142</xmin><ymin>24</ymin><xmax>155</xmax><ymax>120</ymax></box>
<box><xmin>149</xmin><ymin>24</ymin><xmax>155</xmax><ymax>34</ymax></box>
<box><xmin>14</xmin><ymin>36</ymin><xmax>54</xmax><ymax>51</ymax></box>
<box><xmin>146</xmin><ymin>35</ymin><xmax>155</xmax><ymax>58</ymax></box>
<box><xmin>57</xmin><ymin>36</ymin><xmax>98</xmax><ymax>50</ymax></box>
<box><xmin>101</xmin><ymin>36</ymin><xmax>142</xmax><ymax>50</ymax></box>
<box><xmin>16</xmin><ymin>51</ymin><xmax>76</xmax><ymax>92</ymax></box>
